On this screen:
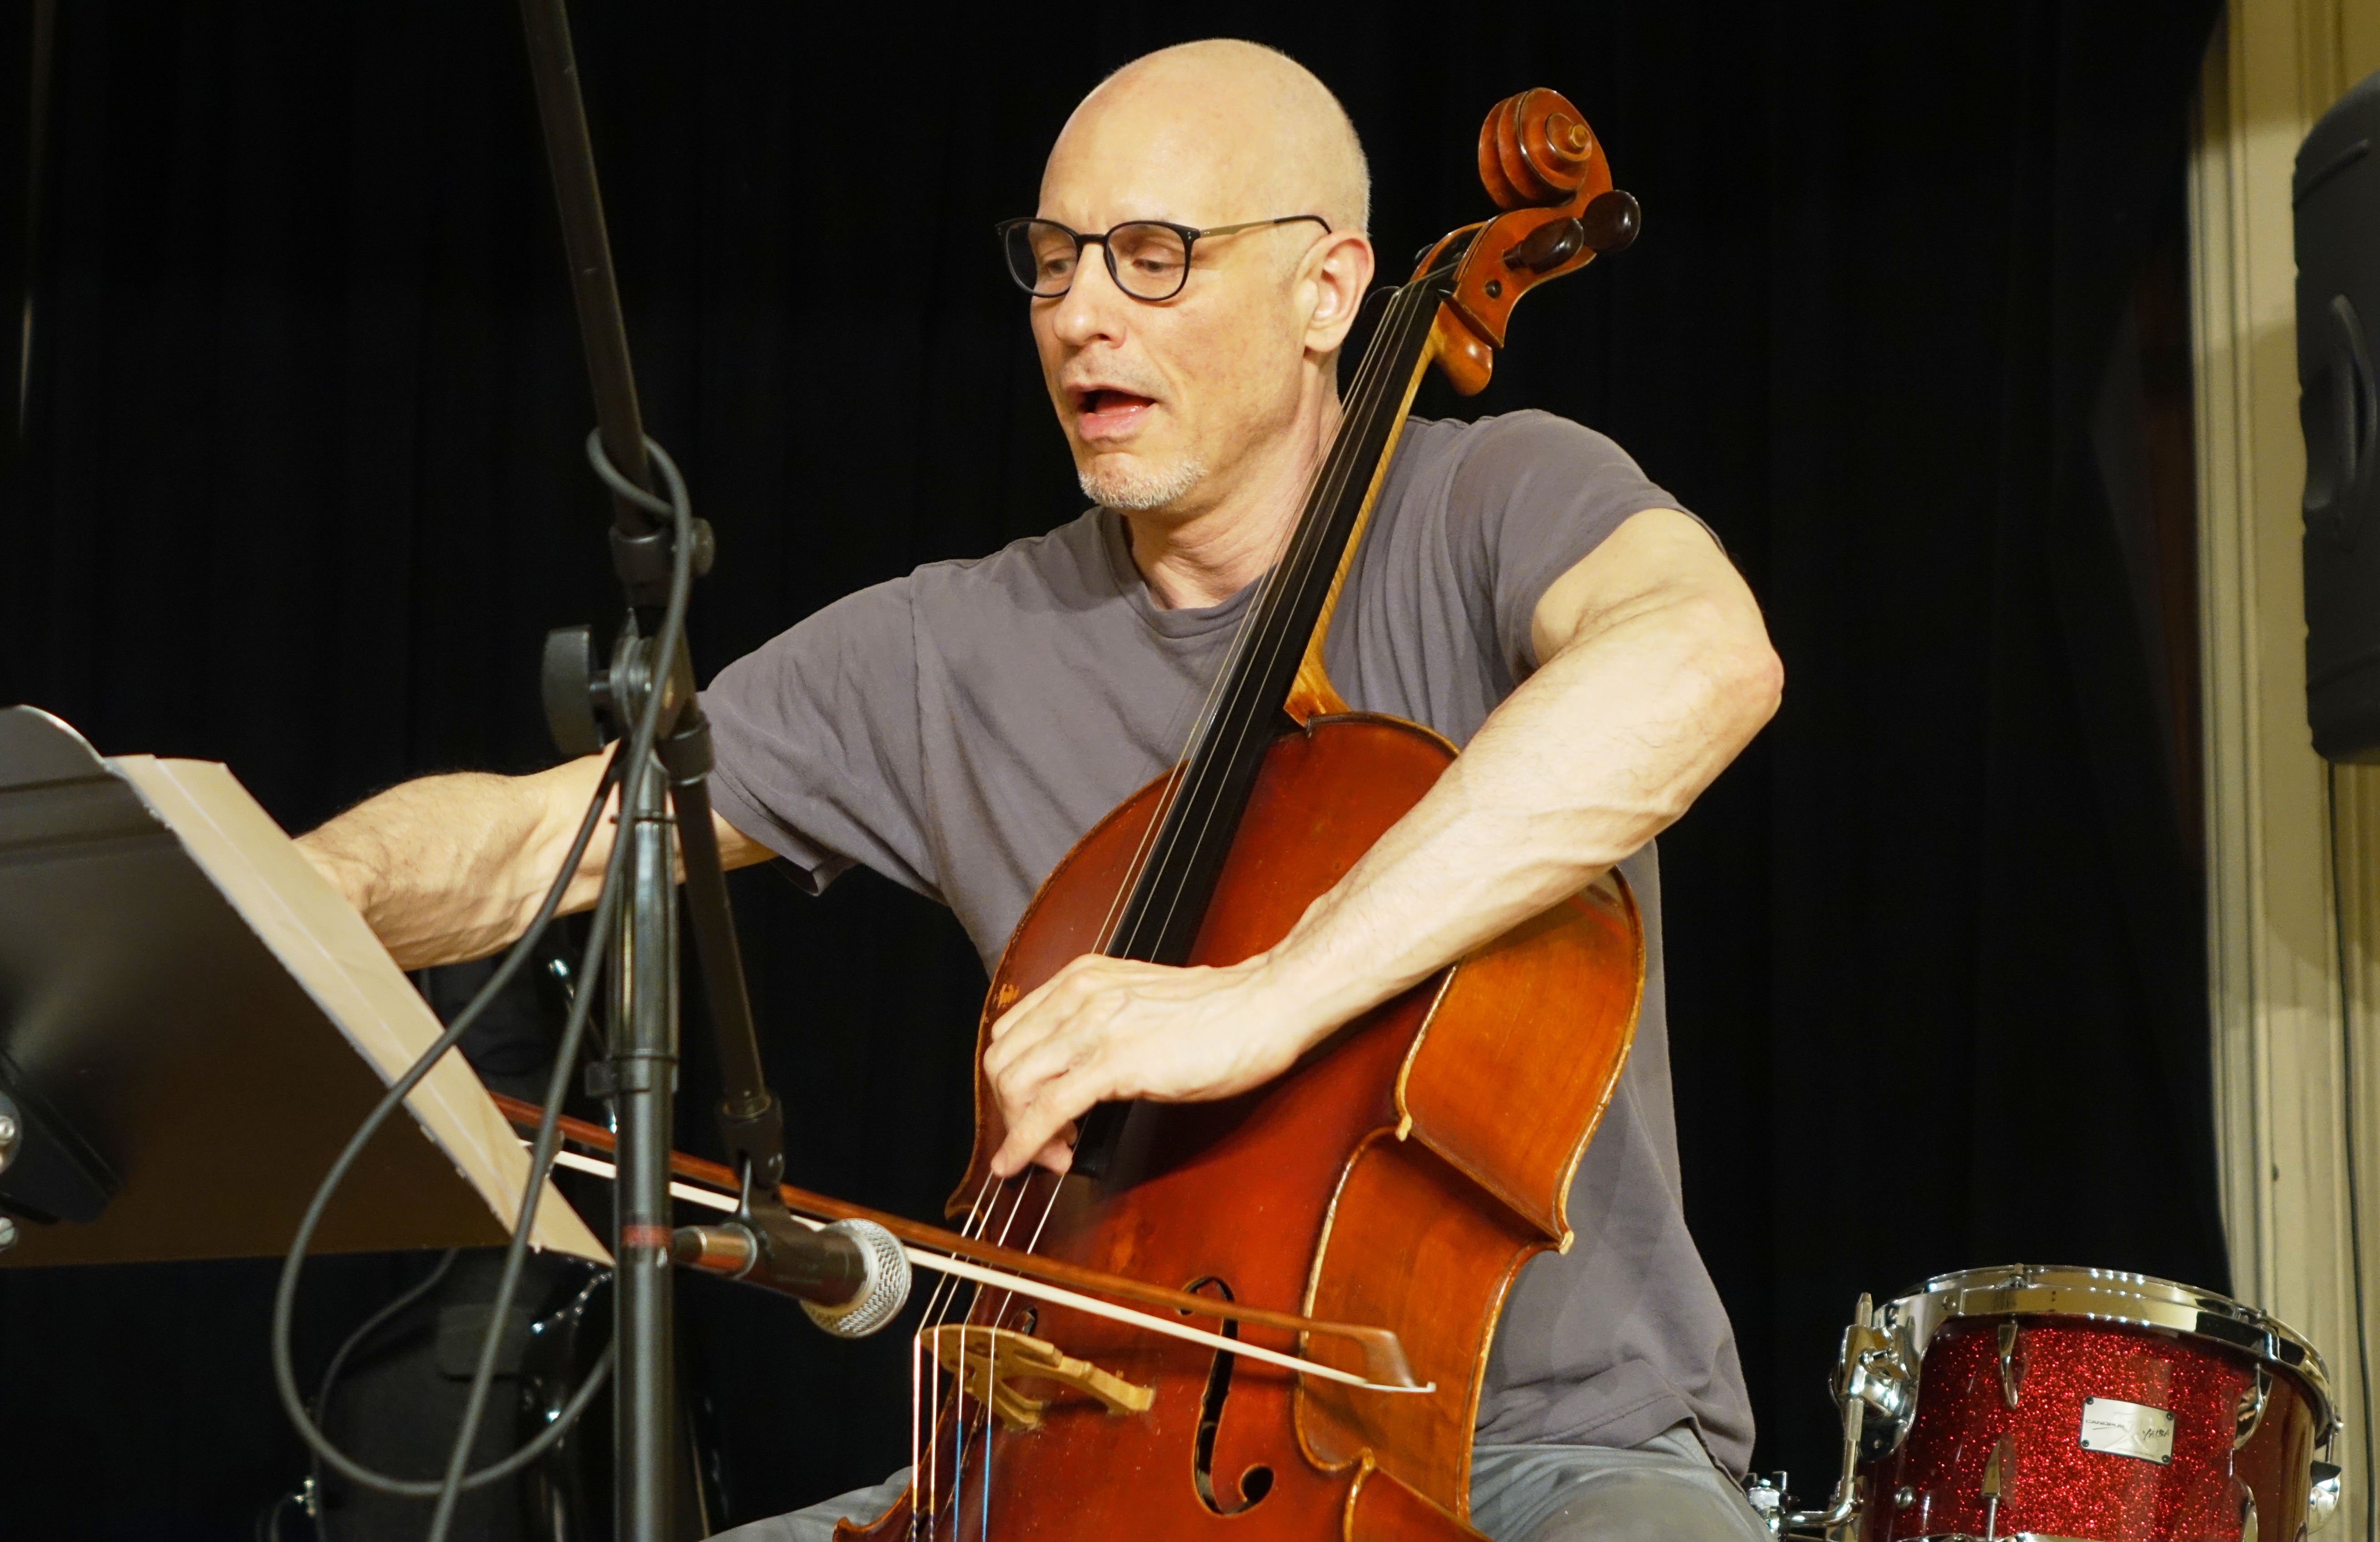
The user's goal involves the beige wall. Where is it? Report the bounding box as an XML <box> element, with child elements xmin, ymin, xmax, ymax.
<box><xmin>2193</xmin><ymin>0</ymin><xmax>2380</xmax><ymax>1531</ymax></box>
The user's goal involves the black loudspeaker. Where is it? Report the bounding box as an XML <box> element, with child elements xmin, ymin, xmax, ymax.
<box><xmin>2300</xmin><ymin>71</ymin><xmax>2380</xmax><ymax>761</ymax></box>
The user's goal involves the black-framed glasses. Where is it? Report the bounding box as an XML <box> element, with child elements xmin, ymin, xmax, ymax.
<box><xmin>995</xmin><ymin>215</ymin><xmax>1331</xmax><ymax>302</ymax></box>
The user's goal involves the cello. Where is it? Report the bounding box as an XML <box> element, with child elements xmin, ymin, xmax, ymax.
<box><xmin>854</xmin><ymin>86</ymin><xmax>1651</xmax><ymax>1542</ymax></box>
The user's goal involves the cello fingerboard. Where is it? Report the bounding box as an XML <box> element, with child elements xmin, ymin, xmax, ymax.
<box><xmin>1071</xmin><ymin>258</ymin><xmax>1461</xmax><ymax>1179</ymax></box>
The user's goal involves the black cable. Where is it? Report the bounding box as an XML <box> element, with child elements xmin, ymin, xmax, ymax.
<box><xmin>2323</xmin><ymin>763</ymin><xmax>2376</xmax><ymax>1538</ymax></box>
<box><xmin>424</xmin><ymin>433</ymin><xmax>702</xmax><ymax>1542</ymax></box>
<box><xmin>271</xmin><ymin>746</ymin><xmax>623</xmax><ymax>1497</ymax></box>
<box><xmin>422</xmin><ymin>869</ymin><xmax>622</xmax><ymax>1531</ymax></box>
<box><xmin>318</xmin><ymin>1249</ymin><xmax>460</xmax><ymax>1434</ymax></box>
<box><xmin>267</xmin><ymin>426</ymin><xmax>696</xmax><ymax>1527</ymax></box>
<box><xmin>254</xmin><ymin>1488</ymin><xmax>295</xmax><ymax>1542</ymax></box>
<box><xmin>305</xmin><ymin>1248</ymin><xmax>460</xmax><ymax>1542</ymax></box>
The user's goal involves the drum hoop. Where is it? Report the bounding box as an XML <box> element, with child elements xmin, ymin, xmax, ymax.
<box><xmin>1879</xmin><ymin>1263</ymin><xmax>2339</xmax><ymax>1441</ymax></box>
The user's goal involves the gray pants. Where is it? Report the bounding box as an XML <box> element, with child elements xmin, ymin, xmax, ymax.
<box><xmin>712</xmin><ymin>1423</ymin><xmax>1771</xmax><ymax>1542</ymax></box>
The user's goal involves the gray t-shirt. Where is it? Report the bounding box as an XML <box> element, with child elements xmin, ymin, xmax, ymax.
<box><xmin>701</xmin><ymin>408</ymin><xmax>1756</xmax><ymax>1473</ymax></box>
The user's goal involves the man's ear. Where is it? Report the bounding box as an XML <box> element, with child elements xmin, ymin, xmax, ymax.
<box><xmin>1302</xmin><ymin>230</ymin><xmax>1376</xmax><ymax>356</ymax></box>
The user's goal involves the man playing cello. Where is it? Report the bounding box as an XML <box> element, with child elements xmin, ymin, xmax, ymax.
<box><xmin>299</xmin><ymin>40</ymin><xmax>1783</xmax><ymax>1542</ymax></box>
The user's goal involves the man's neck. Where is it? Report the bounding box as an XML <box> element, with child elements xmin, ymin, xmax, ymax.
<box><xmin>1123</xmin><ymin>388</ymin><xmax>1344</xmax><ymax>611</ymax></box>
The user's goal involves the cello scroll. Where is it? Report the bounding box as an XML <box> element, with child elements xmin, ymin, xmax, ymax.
<box><xmin>1424</xmin><ymin>87</ymin><xmax>1642</xmax><ymax>393</ymax></box>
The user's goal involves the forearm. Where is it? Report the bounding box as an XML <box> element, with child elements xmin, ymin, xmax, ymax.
<box><xmin>297</xmin><ymin>753</ymin><xmax>616</xmax><ymax>969</ymax></box>
<box><xmin>976</xmin><ymin>514</ymin><xmax>1782</xmax><ymax>1175</ymax></box>
<box><xmin>1256</xmin><ymin>593</ymin><xmax>1781</xmax><ymax>1043</ymax></box>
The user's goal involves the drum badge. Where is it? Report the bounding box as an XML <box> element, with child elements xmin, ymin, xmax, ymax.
<box><xmin>2078</xmin><ymin>1395</ymin><xmax>2176</xmax><ymax>1464</ymax></box>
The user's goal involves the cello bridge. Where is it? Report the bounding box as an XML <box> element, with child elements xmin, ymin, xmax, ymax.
<box><xmin>926</xmin><ymin>1325</ymin><xmax>1154</xmax><ymax>1431</ymax></box>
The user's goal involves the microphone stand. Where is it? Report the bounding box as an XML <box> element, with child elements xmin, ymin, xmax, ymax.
<box><xmin>516</xmin><ymin>3</ymin><xmax>786</xmax><ymax>1537</ymax></box>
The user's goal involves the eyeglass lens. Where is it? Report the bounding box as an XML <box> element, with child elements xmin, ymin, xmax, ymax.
<box><xmin>1004</xmin><ymin>220</ymin><xmax>1192</xmax><ymax>301</ymax></box>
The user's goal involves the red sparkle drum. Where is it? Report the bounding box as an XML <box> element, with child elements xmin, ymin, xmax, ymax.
<box><xmin>1821</xmin><ymin>1266</ymin><xmax>2339</xmax><ymax>1542</ymax></box>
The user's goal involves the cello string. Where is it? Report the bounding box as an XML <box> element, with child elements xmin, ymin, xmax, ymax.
<box><xmin>933</xmin><ymin>1173</ymin><xmax>1023</xmax><ymax>1343</ymax></box>
<box><xmin>915</xmin><ymin>1175</ymin><xmax>1002</xmax><ymax>1539</ymax></box>
<box><xmin>969</xmin><ymin>1184</ymin><xmax>1047</xmax><ymax>1526</ymax></box>
<box><xmin>914</xmin><ymin>1216</ymin><xmax>976</xmax><ymax>1351</ymax></box>
<box><xmin>976</xmin><ymin>290</ymin><xmax>1435</xmax><ymax>1452</ymax></box>
<box><xmin>996</xmin><ymin>282</ymin><xmax>1429</xmax><ymax>1318</ymax></box>
<box><xmin>1127</xmin><ymin>281</ymin><xmax>1436</xmax><ymax>962</ymax></box>
<box><xmin>963</xmin><ymin>284</ymin><xmax>1385</xmax><ymax>1375</ymax></box>
<box><xmin>955</xmin><ymin>1178</ymin><xmax>1055</xmax><ymax>1527</ymax></box>
<box><xmin>1084</xmin><ymin>280</ymin><xmax>1418</xmax><ymax>964</ymax></box>
<box><xmin>934</xmin><ymin>276</ymin><xmax>1441</xmax><ymax>1532</ymax></box>
<box><xmin>950</xmin><ymin>298</ymin><xmax>1434</xmax><ymax>1492</ymax></box>
<box><xmin>937</xmin><ymin>1333</ymin><xmax>956</xmax><ymax>1532</ymax></box>
<box><xmin>1013</xmin><ymin>1169</ymin><xmax>1066</xmax><ymax>1262</ymax></box>
<box><xmin>982</xmin><ymin>1323</ymin><xmax>994</xmax><ymax>1539</ymax></box>
<box><xmin>920</xmin><ymin>1175</ymin><xmax>997</xmax><ymax>1326</ymax></box>
<box><xmin>942</xmin><ymin>1172</ymin><xmax>1038</xmax><ymax>1513</ymax></box>
<box><xmin>908</xmin><ymin>1331</ymin><xmax>923</xmax><ymax>1542</ymax></box>
<box><xmin>1079</xmin><ymin>508</ymin><xmax>1284</xmax><ymax>959</ymax></box>
<box><xmin>944</xmin><ymin>1174</ymin><xmax>1031</xmax><ymax>1333</ymax></box>
<box><xmin>911</xmin><ymin>1173</ymin><xmax>993</xmax><ymax>1511</ymax></box>
<box><xmin>1130</xmin><ymin>281</ymin><xmax>1420</xmax><ymax>911</ymax></box>
<box><xmin>1140</xmin><ymin>281</ymin><xmax>1434</xmax><ymax>948</ymax></box>
<box><xmin>921</xmin><ymin>1179</ymin><xmax>1005</xmax><ymax>1542</ymax></box>
<box><xmin>923</xmin><ymin>1168</ymin><xmax>1044</xmax><ymax>1524</ymax></box>
<box><xmin>1114</xmin><ymin>281</ymin><xmax>1428</xmax><ymax>962</ymax></box>
<box><xmin>979</xmin><ymin>1175</ymin><xmax>1035</xmax><ymax>1288</ymax></box>
<box><xmin>923</xmin><ymin>1169</ymin><xmax>1033</xmax><ymax>1532</ymax></box>
<box><xmin>971</xmin><ymin>1171</ymin><xmax>1062</xmax><ymax>1385</ymax></box>
<box><xmin>1082</xmin><ymin>508</ymin><xmax>1286</xmax><ymax>955</ymax></box>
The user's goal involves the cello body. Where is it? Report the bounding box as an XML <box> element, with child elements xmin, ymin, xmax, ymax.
<box><xmin>842</xmin><ymin>713</ymin><xmax>1642</xmax><ymax>1541</ymax></box>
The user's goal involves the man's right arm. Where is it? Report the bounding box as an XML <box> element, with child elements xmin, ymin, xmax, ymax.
<box><xmin>296</xmin><ymin>751</ymin><xmax>773</xmax><ymax>970</ymax></box>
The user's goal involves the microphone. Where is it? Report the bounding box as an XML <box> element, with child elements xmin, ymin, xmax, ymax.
<box><xmin>672</xmin><ymin>1208</ymin><xmax>911</xmax><ymax>1338</ymax></box>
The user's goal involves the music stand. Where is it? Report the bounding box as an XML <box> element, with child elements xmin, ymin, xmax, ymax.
<box><xmin>0</xmin><ymin>704</ymin><xmax>606</xmax><ymax>1268</ymax></box>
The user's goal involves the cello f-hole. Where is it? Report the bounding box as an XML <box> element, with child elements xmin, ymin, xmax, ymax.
<box><xmin>1182</xmin><ymin>1277</ymin><xmax>1272</xmax><ymax>1515</ymax></box>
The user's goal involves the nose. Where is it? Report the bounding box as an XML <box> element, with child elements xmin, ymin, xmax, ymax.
<box><xmin>1046</xmin><ymin>239</ymin><xmax>1131</xmax><ymax>350</ymax></box>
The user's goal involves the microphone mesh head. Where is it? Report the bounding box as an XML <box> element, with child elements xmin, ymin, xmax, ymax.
<box><xmin>802</xmin><ymin>1219</ymin><xmax>911</xmax><ymax>1339</ymax></box>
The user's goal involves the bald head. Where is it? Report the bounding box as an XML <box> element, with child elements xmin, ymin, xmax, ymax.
<box><xmin>1024</xmin><ymin>42</ymin><xmax>1378</xmax><ymax>545</ymax></box>
<box><xmin>1044</xmin><ymin>40</ymin><xmax>1369</xmax><ymax>238</ymax></box>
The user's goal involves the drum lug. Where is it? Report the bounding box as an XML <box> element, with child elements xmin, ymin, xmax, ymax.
<box><xmin>2238</xmin><ymin>1486</ymin><xmax>2257</xmax><ymax>1542</ymax></box>
<box><xmin>1997</xmin><ymin>1319</ymin><xmax>2025</xmax><ymax>1408</ymax></box>
<box><xmin>2309</xmin><ymin>1457</ymin><xmax>2344</xmax><ymax>1533</ymax></box>
<box><xmin>1980</xmin><ymin>1433</ymin><xmax>2012</xmax><ymax>1539</ymax></box>
<box><xmin>2235</xmin><ymin>1364</ymin><xmax>2271</xmax><ymax>1449</ymax></box>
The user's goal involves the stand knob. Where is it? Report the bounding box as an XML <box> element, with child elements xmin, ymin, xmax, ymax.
<box><xmin>542</xmin><ymin>625</ymin><xmax>611</xmax><ymax>759</ymax></box>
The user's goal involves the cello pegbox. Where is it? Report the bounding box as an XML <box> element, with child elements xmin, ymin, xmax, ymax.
<box><xmin>1422</xmin><ymin>88</ymin><xmax>1633</xmax><ymax>393</ymax></box>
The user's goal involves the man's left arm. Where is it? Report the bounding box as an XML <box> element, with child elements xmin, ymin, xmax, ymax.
<box><xmin>982</xmin><ymin>507</ymin><xmax>1783</xmax><ymax>1175</ymax></box>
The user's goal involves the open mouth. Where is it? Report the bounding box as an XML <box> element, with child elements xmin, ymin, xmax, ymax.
<box><xmin>1074</xmin><ymin>387</ymin><xmax>1156</xmax><ymax>440</ymax></box>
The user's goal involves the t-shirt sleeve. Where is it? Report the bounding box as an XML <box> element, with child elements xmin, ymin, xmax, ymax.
<box><xmin>1446</xmin><ymin>410</ymin><xmax>1702</xmax><ymax>676</ymax></box>
<box><xmin>697</xmin><ymin>577</ymin><xmax>940</xmax><ymax>902</ymax></box>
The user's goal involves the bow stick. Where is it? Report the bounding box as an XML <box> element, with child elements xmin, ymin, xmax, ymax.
<box><xmin>489</xmin><ymin>1093</ymin><xmax>1427</xmax><ymax>1393</ymax></box>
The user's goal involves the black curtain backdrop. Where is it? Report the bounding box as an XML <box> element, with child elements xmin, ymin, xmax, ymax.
<box><xmin>0</xmin><ymin>3</ymin><xmax>2227</xmax><ymax>1536</ymax></box>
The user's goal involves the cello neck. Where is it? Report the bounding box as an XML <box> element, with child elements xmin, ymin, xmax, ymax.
<box><xmin>1063</xmin><ymin>269</ymin><xmax>1457</xmax><ymax>1179</ymax></box>
<box><xmin>1116</xmin><ymin>271</ymin><xmax>1450</xmax><ymax>962</ymax></box>
<box><xmin>1277</xmin><ymin>289</ymin><xmax>1458</xmax><ymax>726</ymax></box>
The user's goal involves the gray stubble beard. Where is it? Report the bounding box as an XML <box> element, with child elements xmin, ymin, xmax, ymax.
<box><xmin>1080</xmin><ymin>453</ymin><xmax>1210</xmax><ymax>512</ymax></box>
